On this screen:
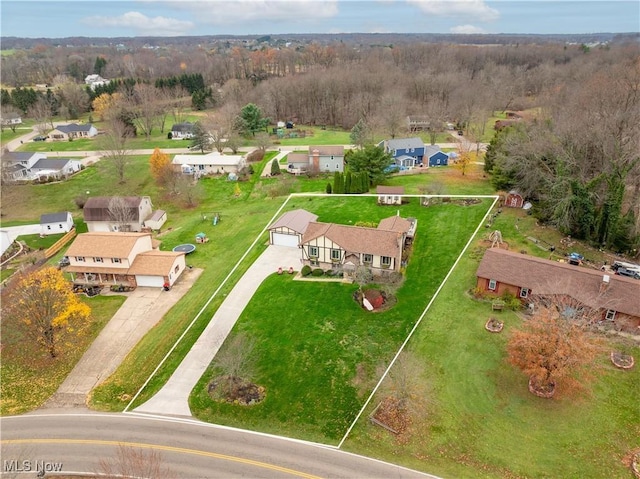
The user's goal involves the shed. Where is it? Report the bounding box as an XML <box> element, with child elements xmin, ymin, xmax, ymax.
<box><xmin>505</xmin><ymin>190</ymin><xmax>524</xmax><ymax>208</ymax></box>
<box><xmin>40</xmin><ymin>211</ymin><xmax>74</xmax><ymax>235</ymax></box>
<box><xmin>376</xmin><ymin>186</ymin><xmax>405</xmax><ymax>205</ymax></box>
<box><xmin>144</xmin><ymin>210</ymin><xmax>167</xmax><ymax>230</ymax></box>
<box><xmin>268</xmin><ymin>209</ymin><xmax>318</xmax><ymax>247</ymax></box>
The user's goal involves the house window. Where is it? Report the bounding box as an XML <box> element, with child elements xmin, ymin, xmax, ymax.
<box><xmin>331</xmin><ymin>249</ymin><xmax>341</xmax><ymax>261</ymax></box>
<box><xmin>310</xmin><ymin>258</ymin><xmax>319</xmax><ymax>266</ymax></box>
<box><xmin>336</xmin><ymin>163</ymin><xmax>339</xmax><ymax>169</ymax></box>
<box><xmin>363</xmin><ymin>253</ymin><xmax>373</xmax><ymax>264</ymax></box>
<box><xmin>174</xmin><ymin>265</ymin><xmax>179</xmax><ymax>273</ymax></box>
<box><xmin>76</xmin><ymin>256</ymin><xmax>85</xmax><ymax>262</ymax></box>
<box><xmin>325</xmin><ymin>164</ymin><xmax>329</xmax><ymax>169</ymax></box>
<box><xmin>519</xmin><ymin>288</ymin><xmax>529</xmax><ymax>298</ymax></box>
<box><xmin>94</xmin><ymin>257</ymin><xmax>103</xmax><ymax>263</ymax></box>
<box><xmin>47</xmin><ymin>225</ymin><xmax>51</xmax><ymax>230</ymax></box>
<box><xmin>58</xmin><ymin>224</ymin><xmax>63</xmax><ymax>228</ymax></box>
<box><xmin>199</xmin><ymin>165</ymin><xmax>205</xmax><ymax>170</ymax></box>
<box><xmin>309</xmin><ymin>246</ymin><xmax>318</xmax><ymax>258</ymax></box>
<box><xmin>112</xmin><ymin>258</ymin><xmax>121</xmax><ymax>264</ymax></box>
<box><xmin>381</xmin><ymin>256</ymin><xmax>392</xmax><ymax>268</ymax></box>
<box><xmin>605</xmin><ymin>310</ymin><xmax>616</xmax><ymax>321</ymax></box>
<box><xmin>488</xmin><ymin>279</ymin><xmax>497</xmax><ymax>290</ymax></box>
<box><xmin>330</xmin><ymin>155</ymin><xmax>334</xmax><ymax>160</ymax></box>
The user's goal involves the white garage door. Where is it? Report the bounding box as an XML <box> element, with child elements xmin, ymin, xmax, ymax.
<box><xmin>136</xmin><ymin>275</ymin><xmax>165</xmax><ymax>288</ymax></box>
<box><xmin>271</xmin><ymin>232</ymin><xmax>300</xmax><ymax>247</ymax></box>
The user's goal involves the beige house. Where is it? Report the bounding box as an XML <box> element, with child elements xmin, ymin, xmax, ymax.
<box><xmin>300</xmin><ymin>215</ymin><xmax>416</xmax><ymax>276</ymax></box>
<box><xmin>65</xmin><ymin>232</ymin><xmax>185</xmax><ymax>288</ymax></box>
<box><xmin>50</xmin><ymin>123</ymin><xmax>98</xmax><ymax>140</ymax></box>
<box><xmin>83</xmin><ymin>196</ymin><xmax>155</xmax><ymax>232</ymax></box>
<box><xmin>376</xmin><ymin>186</ymin><xmax>405</xmax><ymax>205</ymax></box>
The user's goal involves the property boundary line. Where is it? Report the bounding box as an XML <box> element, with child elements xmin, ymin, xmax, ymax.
<box><xmin>337</xmin><ymin>194</ymin><xmax>499</xmax><ymax>448</ymax></box>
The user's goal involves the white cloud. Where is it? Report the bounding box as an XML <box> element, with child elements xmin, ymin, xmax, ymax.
<box><xmin>83</xmin><ymin>11</ymin><xmax>194</xmax><ymax>36</ymax></box>
<box><xmin>408</xmin><ymin>0</ymin><xmax>499</xmax><ymax>22</ymax></box>
<box><xmin>450</xmin><ymin>24</ymin><xmax>486</xmax><ymax>34</ymax></box>
<box><xmin>144</xmin><ymin>0</ymin><xmax>339</xmax><ymax>26</ymax></box>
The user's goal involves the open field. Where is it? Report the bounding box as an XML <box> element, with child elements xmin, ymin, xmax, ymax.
<box><xmin>189</xmin><ymin>196</ymin><xmax>492</xmax><ymax>443</ymax></box>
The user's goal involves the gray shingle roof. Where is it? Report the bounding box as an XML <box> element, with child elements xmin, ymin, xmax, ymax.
<box><xmin>40</xmin><ymin>212</ymin><xmax>70</xmax><ymax>224</ymax></box>
<box><xmin>31</xmin><ymin>159</ymin><xmax>72</xmax><ymax>170</ymax></box>
<box><xmin>386</xmin><ymin>137</ymin><xmax>425</xmax><ymax>150</ymax></box>
<box><xmin>56</xmin><ymin>123</ymin><xmax>94</xmax><ymax>133</ymax></box>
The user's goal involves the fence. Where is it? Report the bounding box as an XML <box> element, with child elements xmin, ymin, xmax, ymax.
<box><xmin>44</xmin><ymin>228</ymin><xmax>76</xmax><ymax>259</ymax></box>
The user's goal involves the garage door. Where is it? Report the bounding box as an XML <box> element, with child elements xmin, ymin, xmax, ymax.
<box><xmin>135</xmin><ymin>275</ymin><xmax>165</xmax><ymax>288</ymax></box>
<box><xmin>271</xmin><ymin>232</ymin><xmax>300</xmax><ymax>247</ymax></box>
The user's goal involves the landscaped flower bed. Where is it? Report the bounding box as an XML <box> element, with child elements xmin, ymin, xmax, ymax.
<box><xmin>610</xmin><ymin>351</ymin><xmax>635</xmax><ymax>369</ymax></box>
<box><xmin>485</xmin><ymin>317</ymin><xmax>504</xmax><ymax>333</ymax></box>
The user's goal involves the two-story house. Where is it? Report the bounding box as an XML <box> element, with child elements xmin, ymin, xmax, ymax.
<box><xmin>1</xmin><ymin>152</ymin><xmax>47</xmax><ymax>181</ymax></box>
<box><xmin>64</xmin><ymin>232</ymin><xmax>186</xmax><ymax>288</ymax></box>
<box><xmin>379</xmin><ymin>137</ymin><xmax>426</xmax><ymax>168</ymax></box>
<box><xmin>300</xmin><ymin>215</ymin><xmax>416</xmax><ymax>277</ymax></box>
<box><xmin>83</xmin><ymin>196</ymin><xmax>157</xmax><ymax>232</ymax></box>
<box><xmin>286</xmin><ymin>146</ymin><xmax>344</xmax><ymax>174</ymax></box>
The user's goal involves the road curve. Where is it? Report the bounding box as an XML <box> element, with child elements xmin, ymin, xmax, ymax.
<box><xmin>0</xmin><ymin>412</ymin><xmax>439</xmax><ymax>478</ymax></box>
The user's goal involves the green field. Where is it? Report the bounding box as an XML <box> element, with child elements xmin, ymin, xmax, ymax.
<box><xmin>189</xmin><ymin>197</ymin><xmax>492</xmax><ymax>443</ymax></box>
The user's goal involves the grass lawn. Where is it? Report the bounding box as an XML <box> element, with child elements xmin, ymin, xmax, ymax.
<box><xmin>0</xmin><ymin>294</ymin><xmax>126</xmax><ymax>415</ymax></box>
<box><xmin>342</xmin><ymin>242</ymin><xmax>640</xmax><ymax>479</ymax></box>
<box><xmin>189</xmin><ymin>197</ymin><xmax>492</xmax><ymax>443</ymax></box>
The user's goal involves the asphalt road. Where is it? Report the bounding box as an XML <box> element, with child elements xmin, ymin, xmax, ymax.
<box><xmin>0</xmin><ymin>413</ymin><xmax>440</xmax><ymax>479</ymax></box>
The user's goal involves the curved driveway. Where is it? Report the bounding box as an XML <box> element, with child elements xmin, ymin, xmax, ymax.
<box><xmin>0</xmin><ymin>413</ymin><xmax>438</xmax><ymax>478</ymax></box>
<box><xmin>135</xmin><ymin>245</ymin><xmax>302</xmax><ymax>416</ymax></box>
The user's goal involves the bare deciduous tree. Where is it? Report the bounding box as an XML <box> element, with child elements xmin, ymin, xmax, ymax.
<box><xmin>100</xmin><ymin>119</ymin><xmax>131</xmax><ymax>184</ymax></box>
<box><xmin>108</xmin><ymin>197</ymin><xmax>135</xmax><ymax>232</ymax></box>
<box><xmin>97</xmin><ymin>444</ymin><xmax>175</xmax><ymax>479</ymax></box>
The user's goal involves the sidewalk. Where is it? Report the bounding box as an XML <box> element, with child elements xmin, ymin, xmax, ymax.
<box><xmin>135</xmin><ymin>245</ymin><xmax>301</xmax><ymax>416</ymax></box>
<box><xmin>43</xmin><ymin>267</ymin><xmax>203</xmax><ymax>408</ymax></box>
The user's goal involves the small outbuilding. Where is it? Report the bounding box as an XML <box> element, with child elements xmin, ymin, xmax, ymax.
<box><xmin>144</xmin><ymin>210</ymin><xmax>167</xmax><ymax>231</ymax></box>
<box><xmin>40</xmin><ymin>211</ymin><xmax>74</xmax><ymax>236</ymax></box>
<box><xmin>268</xmin><ymin>209</ymin><xmax>318</xmax><ymax>247</ymax></box>
<box><xmin>376</xmin><ymin>186</ymin><xmax>405</xmax><ymax>205</ymax></box>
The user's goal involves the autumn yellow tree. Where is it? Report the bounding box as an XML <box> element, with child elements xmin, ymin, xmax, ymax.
<box><xmin>454</xmin><ymin>149</ymin><xmax>473</xmax><ymax>176</ymax></box>
<box><xmin>149</xmin><ymin>147</ymin><xmax>172</xmax><ymax>185</ymax></box>
<box><xmin>92</xmin><ymin>92</ymin><xmax>122</xmax><ymax>121</ymax></box>
<box><xmin>4</xmin><ymin>267</ymin><xmax>91</xmax><ymax>358</ymax></box>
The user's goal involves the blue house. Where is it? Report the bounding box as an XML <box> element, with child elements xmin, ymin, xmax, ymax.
<box><xmin>425</xmin><ymin>145</ymin><xmax>449</xmax><ymax>167</ymax></box>
<box><xmin>379</xmin><ymin>137</ymin><xmax>426</xmax><ymax>167</ymax></box>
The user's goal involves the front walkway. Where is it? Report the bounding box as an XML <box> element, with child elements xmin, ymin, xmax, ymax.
<box><xmin>135</xmin><ymin>245</ymin><xmax>302</xmax><ymax>416</ymax></box>
<box><xmin>43</xmin><ymin>267</ymin><xmax>203</xmax><ymax>408</ymax></box>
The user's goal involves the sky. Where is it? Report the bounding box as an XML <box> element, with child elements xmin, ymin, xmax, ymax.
<box><xmin>0</xmin><ymin>0</ymin><xmax>638</xmax><ymax>38</ymax></box>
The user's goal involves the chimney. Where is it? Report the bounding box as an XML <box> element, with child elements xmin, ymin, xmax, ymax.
<box><xmin>599</xmin><ymin>274</ymin><xmax>610</xmax><ymax>294</ymax></box>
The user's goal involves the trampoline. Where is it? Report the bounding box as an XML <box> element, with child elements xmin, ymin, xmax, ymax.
<box><xmin>173</xmin><ymin>243</ymin><xmax>196</xmax><ymax>254</ymax></box>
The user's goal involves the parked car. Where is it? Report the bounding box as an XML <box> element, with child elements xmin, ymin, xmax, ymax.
<box><xmin>33</xmin><ymin>135</ymin><xmax>48</xmax><ymax>141</ymax></box>
<box><xmin>58</xmin><ymin>256</ymin><xmax>70</xmax><ymax>267</ymax></box>
<box><xmin>615</xmin><ymin>268</ymin><xmax>640</xmax><ymax>280</ymax></box>
<box><xmin>457</xmin><ymin>130</ymin><xmax>464</xmax><ymax>136</ymax></box>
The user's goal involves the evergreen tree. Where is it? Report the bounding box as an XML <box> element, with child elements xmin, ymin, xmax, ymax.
<box><xmin>326</xmin><ymin>182</ymin><xmax>332</xmax><ymax>194</ymax></box>
<box><xmin>345</xmin><ymin>171</ymin><xmax>352</xmax><ymax>194</ymax></box>
<box><xmin>189</xmin><ymin>122</ymin><xmax>210</xmax><ymax>153</ymax></box>
<box><xmin>270</xmin><ymin>159</ymin><xmax>281</xmax><ymax>176</ymax></box>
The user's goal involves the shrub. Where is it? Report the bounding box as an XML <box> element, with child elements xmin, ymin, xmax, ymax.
<box><xmin>312</xmin><ymin>268</ymin><xmax>324</xmax><ymax>277</ymax></box>
<box><xmin>246</xmin><ymin>149</ymin><xmax>264</xmax><ymax>163</ymax></box>
<box><xmin>301</xmin><ymin>265</ymin><xmax>312</xmax><ymax>277</ymax></box>
<box><xmin>501</xmin><ymin>291</ymin><xmax>522</xmax><ymax>311</ymax></box>
<box><xmin>326</xmin><ymin>182</ymin><xmax>332</xmax><ymax>194</ymax></box>
<box><xmin>74</xmin><ymin>195</ymin><xmax>87</xmax><ymax>209</ymax></box>
<box><xmin>324</xmin><ymin>269</ymin><xmax>334</xmax><ymax>276</ymax></box>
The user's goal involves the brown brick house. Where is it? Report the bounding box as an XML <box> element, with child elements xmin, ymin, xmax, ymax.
<box><xmin>476</xmin><ymin>248</ymin><xmax>640</xmax><ymax>331</ymax></box>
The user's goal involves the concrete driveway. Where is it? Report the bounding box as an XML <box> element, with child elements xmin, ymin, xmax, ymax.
<box><xmin>44</xmin><ymin>267</ymin><xmax>203</xmax><ymax>408</ymax></box>
<box><xmin>1</xmin><ymin>223</ymin><xmax>41</xmax><ymax>242</ymax></box>
<box><xmin>135</xmin><ymin>245</ymin><xmax>302</xmax><ymax>416</ymax></box>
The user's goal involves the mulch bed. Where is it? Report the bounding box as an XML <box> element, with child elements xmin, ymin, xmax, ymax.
<box><xmin>485</xmin><ymin>317</ymin><xmax>504</xmax><ymax>333</ymax></box>
<box><xmin>370</xmin><ymin>396</ymin><xmax>410</xmax><ymax>436</ymax></box>
<box><xmin>528</xmin><ymin>377</ymin><xmax>556</xmax><ymax>398</ymax></box>
<box><xmin>610</xmin><ymin>351</ymin><xmax>635</xmax><ymax>369</ymax></box>
<box><xmin>208</xmin><ymin>375</ymin><xmax>265</xmax><ymax>405</ymax></box>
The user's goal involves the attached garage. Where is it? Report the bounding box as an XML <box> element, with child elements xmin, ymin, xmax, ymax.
<box><xmin>129</xmin><ymin>251</ymin><xmax>186</xmax><ymax>288</ymax></box>
<box><xmin>268</xmin><ymin>209</ymin><xmax>318</xmax><ymax>248</ymax></box>
<box><xmin>135</xmin><ymin>275</ymin><xmax>165</xmax><ymax>288</ymax></box>
<box><xmin>271</xmin><ymin>232</ymin><xmax>301</xmax><ymax>247</ymax></box>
